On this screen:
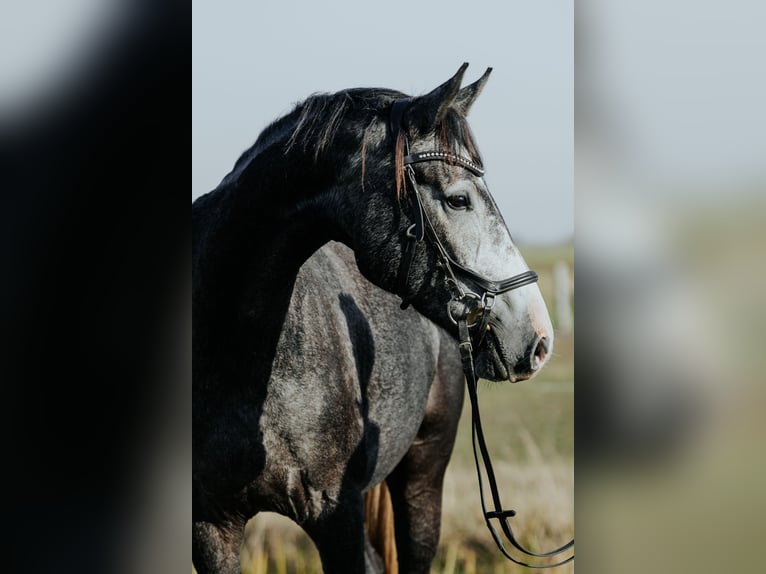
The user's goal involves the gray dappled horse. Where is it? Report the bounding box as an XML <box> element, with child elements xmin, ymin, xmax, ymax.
<box><xmin>193</xmin><ymin>64</ymin><xmax>553</xmax><ymax>573</ymax></box>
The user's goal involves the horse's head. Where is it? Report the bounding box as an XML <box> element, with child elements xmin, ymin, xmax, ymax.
<box><xmin>347</xmin><ymin>64</ymin><xmax>553</xmax><ymax>382</ymax></box>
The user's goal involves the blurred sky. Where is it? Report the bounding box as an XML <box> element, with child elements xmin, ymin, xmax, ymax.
<box><xmin>577</xmin><ymin>0</ymin><xmax>766</xmax><ymax>193</ymax></box>
<box><xmin>192</xmin><ymin>0</ymin><xmax>574</xmax><ymax>245</ymax></box>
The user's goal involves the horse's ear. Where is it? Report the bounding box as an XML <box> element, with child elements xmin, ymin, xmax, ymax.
<box><xmin>454</xmin><ymin>67</ymin><xmax>492</xmax><ymax>116</ymax></box>
<box><xmin>407</xmin><ymin>63</ymin><xmax>469</xmax><ymax>132</ymax></box>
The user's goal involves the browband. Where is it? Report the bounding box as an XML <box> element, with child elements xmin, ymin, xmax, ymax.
<box><xmin>405</xmin><ymin>151</ymin><xmax>485</xmax><ymax>177</ymax></box>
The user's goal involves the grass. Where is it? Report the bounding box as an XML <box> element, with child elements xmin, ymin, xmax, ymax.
<box><xmin>198</xmin><ymin>243</ymin><xmax>574</xmax><ymax>573</ymax></box>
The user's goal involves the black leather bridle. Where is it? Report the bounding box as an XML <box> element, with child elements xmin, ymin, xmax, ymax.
<box><xmin>390</xmin><ymin>98</ymin><xmax>574</xmax><ymax>568</ymax></box>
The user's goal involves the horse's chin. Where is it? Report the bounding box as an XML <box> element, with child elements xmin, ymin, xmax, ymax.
<box><xmin>475</xmin><ymin>330</ymin><xmax>518</xmax><ymax>383</ymax></box>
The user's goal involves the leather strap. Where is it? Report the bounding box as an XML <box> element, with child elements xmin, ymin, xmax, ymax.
<box><xmin>396</xmin><ymin>230</ymin><xmax>419</xmax><ymax>310</ymax></box>
<box><xmin>390</xmin><ymin>99</ymin><xmax>424</xmax><ymax>309</ymax></box>
<box><xmin>458</xmin><ymin>317</ymin><xmax>575</xmax><ymax>568</ymax></box>
<box><xmin>421</xmin><ymin>221</ymin><xmax>539</xmax><ymax>295</ymax></box>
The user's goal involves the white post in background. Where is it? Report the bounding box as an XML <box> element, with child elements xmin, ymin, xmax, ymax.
<box><xmin>553</xmin><ymin>260</ymin><xmax>573</xmax><ymax>335</ymax></box>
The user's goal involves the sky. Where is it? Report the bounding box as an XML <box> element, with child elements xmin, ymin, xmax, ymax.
<box><xmin>192</xmin><ymin>0</ymin><xmax>574</xmax><ymax>245</ymax></box>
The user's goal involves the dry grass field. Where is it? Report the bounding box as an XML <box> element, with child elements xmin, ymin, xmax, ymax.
<box><xmin>198</xmin><ymin>243</ymin><xmax>574</xmax><ymax>574</ymax></box>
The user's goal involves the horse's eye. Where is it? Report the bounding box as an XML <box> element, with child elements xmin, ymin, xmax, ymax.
<box><xmin>446</xmin><ymin>195</ymin><xmax>470</xmax><ymax>210</ymax></box>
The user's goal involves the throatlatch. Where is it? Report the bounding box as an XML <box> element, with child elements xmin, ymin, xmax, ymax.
<box><xmin>390</xmin><ymin>98</ymin><xmax>574</xmax><ymax>568</ymax></box>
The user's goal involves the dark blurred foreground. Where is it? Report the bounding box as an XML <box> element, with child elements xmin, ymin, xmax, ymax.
<box><xmin>1</xmin><ymin>2</ymin><xmax>188</xmax><ymax>572</ymax></box>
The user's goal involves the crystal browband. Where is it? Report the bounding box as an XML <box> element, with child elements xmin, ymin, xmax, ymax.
<box><xmin>404</xmin><ymin>151</ymin><xmax>485</xmax><ymax>177</ymax></box>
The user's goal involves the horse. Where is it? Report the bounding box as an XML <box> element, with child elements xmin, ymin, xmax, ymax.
<box><xmin>192</xmin><ymin>63</ymin><xmax>554</xmax><ymax>573</ymax></box>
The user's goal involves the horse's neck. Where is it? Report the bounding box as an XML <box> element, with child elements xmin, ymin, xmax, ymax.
<box><xmin>193</xmin><ymin>150</ymin><xmax>348</xmax><ymax>386</ymax></box>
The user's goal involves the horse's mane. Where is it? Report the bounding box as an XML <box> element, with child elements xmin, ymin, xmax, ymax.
<box><xmin>283</xmin><ymin>89</ymin><xmax>401</xmax><ymax>160</ymax></box>
<box><xmin>230</xmin><ymin>87</ymin><xmax>483</xmax><ymax>199</ymax></box>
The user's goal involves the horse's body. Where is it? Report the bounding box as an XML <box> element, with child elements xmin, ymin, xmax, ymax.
<box><xmin>193</xmin><ymin>64</ymin><xmax>553</xmax><ymax>573</ymax></box>
<box><xmin>262</xmin><ymin>242</ymin><xmax>463</xmax><ymax>517</ymax></box>
<box><xmin>193</xmin><ymin>240</ymin><xmax>462</xmax><ymax>573</ymax></box>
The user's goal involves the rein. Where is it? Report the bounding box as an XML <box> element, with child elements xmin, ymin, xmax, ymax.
<box><xmin>390</xmin><ymin>98</ymin><xmax>574</xmax><ymax>567</ymax></box>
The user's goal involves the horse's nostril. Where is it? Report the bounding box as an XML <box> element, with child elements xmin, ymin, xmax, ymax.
<box><xmin>531</xmin><ymin>336</ymin><xmax>549</xmax><ymax>370</ymax></box>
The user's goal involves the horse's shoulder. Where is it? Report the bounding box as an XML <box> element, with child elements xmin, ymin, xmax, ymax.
<box><xmin>292</xmin><ymin>242</ymin><xmax>370</xmax><ymax>306</ymax></box>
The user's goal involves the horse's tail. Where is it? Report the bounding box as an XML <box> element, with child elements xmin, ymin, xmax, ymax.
<box><xmin>364</xmin><ymin>480</ymin><xmax>398</xmax><ymax>573</ymax></box>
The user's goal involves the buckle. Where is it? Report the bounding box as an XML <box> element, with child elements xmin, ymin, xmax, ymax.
<box><xmin>447</xmin><ymin>292</ymin><xmax>483</xmax><ymax>327</ymax></box>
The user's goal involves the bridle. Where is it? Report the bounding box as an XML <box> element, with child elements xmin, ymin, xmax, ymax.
<box><xmin>390</xmin><ymin>101</ymin><xmax>538</xmax><ymax>316</ymax></box>
<box><xmin>390</xmin><ymin>98</ymin><xmax>574</xmax><ymax>568</ymax></box>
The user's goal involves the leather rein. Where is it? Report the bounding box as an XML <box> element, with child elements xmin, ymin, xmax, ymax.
<box><xmin>390</xmin><ymin>98</ymin><xmax>574</xmax><ymax>568</ymax></box>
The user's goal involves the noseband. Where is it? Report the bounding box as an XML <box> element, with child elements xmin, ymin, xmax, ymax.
<box><xmin>390</xmin><ymin>98</ymin><xmax>574</xmax><ymax>568</ymax></box>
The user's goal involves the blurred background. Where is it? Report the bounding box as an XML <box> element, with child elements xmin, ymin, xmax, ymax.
<box><xmin>576</xmin><ymin>1</ymin><xmax>766</xmax><ymax>573</ymax></box>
